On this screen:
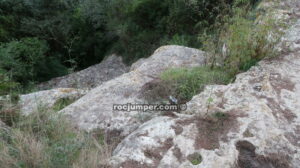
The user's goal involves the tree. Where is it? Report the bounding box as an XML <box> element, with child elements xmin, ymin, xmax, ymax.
<box><xmin>0</xmin><ymin>37</ymin><xmax>67</xmax><ymax>85</ymax></box>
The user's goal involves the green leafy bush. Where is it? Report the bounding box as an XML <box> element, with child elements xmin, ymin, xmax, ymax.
<box><xmin>0</xmin><ymin>0</ymin><xmax>112</xmax><ymax>76</ymax></box>
<box><xmin>0</xmin><ymin>37</ymin><xmax>67</xmax><ymax>86</ymax></box>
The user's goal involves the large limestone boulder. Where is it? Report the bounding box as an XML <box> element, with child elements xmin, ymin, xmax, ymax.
<box><xmin>38</xmin><ymin>54</ymin><xmax>129</xmax><ymax>90</ymax></box>
<box><xmin>19</xmin><ymin>88</ymin><xmax>87</xmax><ymax>115</ymax></box>
<box><xmin>110</xmin><ymin>1</ymin><xmax>300</xmax><ymax>168</ymax></box>
<box><xmin>60</xmin><ymin>45</ymin><xmax>206</xmax><ymax>135</ymax></box>
<box><xmin>110</xmin><ymin>116</ymin><xmax>201</xmax><ymax>168</ymax></box>
<box><xmin>110</xmin><ymin>45</ymin><xmax>300</xmax><ymax>168</ymax></box>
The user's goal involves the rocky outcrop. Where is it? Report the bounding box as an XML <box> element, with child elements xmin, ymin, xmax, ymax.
<box><xmin>0</xmin><ymin>120</ymin><xmax>5</xmax><ymax>128</ymax></box>
<box><xmin>109</xmin><ymin>1</ymin><xmax>300</xmax><ymax>168</ymax></box>
<box><xmin>12</xmin><ymin>1</ymin><xmax>300</xmax><ymax>167</ymax></box>
<box><xmin>112</xmin><ymin>50</ymin><xmax>300</xmax><ymax>167</ymax></box>
<box><xmin>19</xmin><ymin>88</ymin><xmax>87</xmax><ymax>115</ymax></box>
<box><xmin>60</xmin><ymin>45</ymin><xmax>206</xmax><ymax>135</ymax></box>
<box><xmin>38</xmin><ymin>55</ymin><xmax>129</xmax><ymax>90</ymax></box>
<box><xmin>110</xmin><ymin>116</ymin><xmax>202</xmax><ymax>168</ymax></box>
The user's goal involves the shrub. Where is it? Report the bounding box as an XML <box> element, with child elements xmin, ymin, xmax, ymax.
<box><xmin>0</xmin><ymin>37</ymin><xmax>68</xmax><ymax>86</ymax></box>
<box><xmin>0</xmin><ymin>71</ymin><xmax>19</xmax><ymax>96</ymax></box>
<box><xmin>0</xmin><ymin>0</ymin><xmax>113</xmax><ymax>78</ymax></box>
<box><xmin>222</xmin><ymin>9</ymin><xmax>281</xmax><ymax>74</ymax></box>
<box><xmin>202</xmin><ymin>6</ymin><xmax>283</xmax><ymax>76</ymax></box>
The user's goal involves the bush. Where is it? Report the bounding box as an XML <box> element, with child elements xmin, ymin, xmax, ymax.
<box><xmin>202</xmin><ymin>6</ymin><xmax>283</xmax><ymax>76</ymax></box>
<box><xmin>0</xmin><ymin>71</ymin><xmax>19</xmax><ymax>96</ymax></box>
<box><xmin>0</xmin><ymin>0</ymin><xmax>113</xmax><ymax>78</ymax></box>
<box><xmin>0</xmin><ymin>37</ymin><xmax>68</xmax><ymax>86</ymax></box>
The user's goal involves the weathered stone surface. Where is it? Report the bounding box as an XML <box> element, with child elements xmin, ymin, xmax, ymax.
<box><xmin>111</xmin><ymin>54</ymin><xmax>300</xmax><ymax>167</ymax></box>
<box><xmin>111</xmin><ymin>113</ymin><xmax>245</xmax><ymax>168</ymax></box>
<box><xmin>110</xmin><ymin>1</ymin><xmax>300</xmax><ymax>167</ymax></box>
<box><xmin>60</xmin><ymin>45</ymin><xmax>206</xmax><ymax>135</ymax></box>
<box><xmin>38</xmin><ymin>54</ymin><xmax>129</xmax><ymax>90</ymax></box>
<box><xmin>130</xmin><ymin>58</ymin><xmax>146</xmax><ymax>72</ymax></box>
<box><xmin>19</xmin><ymin>88</ymin><xmax>87</xmax><ymax>115</ymax></box>
<box><xmin>110</xmin><ymin>115</ymin><xmax>201</xmax><ymax>168</ymax></box>
<box><xmin>0</xmin><ymin>120</ymin><xmax>5</xmax><ymax>127</ymax></box>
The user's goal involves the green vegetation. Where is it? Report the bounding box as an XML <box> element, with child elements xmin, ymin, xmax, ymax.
<box><xmin>0</xmin><ymin>0</ymin><xmax>286</xmax><ymax>167</ymax></box>
<box><xmin>0</xmin><ymin>107</ymin><xmax>112</xmax><ymax>168</ymax></box>
<box><xmin>187</xmin><ymin>152</ymin><xmax>202</xmax><ymax>165</ymax></box>
<box><xmin>212</xmin><ymin>112</ymin><xmax>229</xmax><ymax>120</ymax></box>
<box><xmin>0</xmin><ymin>0</ymin><xmax>262</xmax><ymax>94</ymax></box>
<box><xmin>0</xmin><ymin>71</ymin><xmax>19</xmax><ymax>96</ymax></box>
<box><xmin>160</xmin><ymin>0</ymin><xmax>283</xmax><ymax>102</ymax></box>
<box><xmin>52</xmin><ymin>98</ymin><xmax>78</xmax><ymax>112</ymax></box>
<box><xmin>204</xmin><ymin>8</ymin><xmax>283</xmax><ymax>76</ymax></box>
<box><xmin>0</xmin><ymin>0</ymin><xmax>112</xmax><ymax>91</ymax></box>
<box><xmin>0</xmin><ymin>38</ymin><xmax>67</xmax><ymax>86</ymax></box>
<box><xmin>161</xmin><ymin>66</ymin><xmax>231</xmax><ymax>102</ymax></box>
<box><xmin>107</xmin><ymin>0</ymin><xmax>233</xmax><ymax>62</ymax></box>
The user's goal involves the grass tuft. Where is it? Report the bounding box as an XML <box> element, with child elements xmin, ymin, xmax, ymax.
<box><xmin>0</xmin><ymin>106</ymin><xmax>113</xmax><ymax>168</ymax></box>
<box><xmin>161</xmin><ymin>66</ymin><xmax>231</xmax><ymax>102</ymax></box>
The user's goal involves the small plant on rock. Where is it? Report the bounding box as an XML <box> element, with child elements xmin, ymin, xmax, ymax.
<box><xmin>188</xmin><ymin>152</ymin><xmax>203</xmax><ymax>165</ymax></box>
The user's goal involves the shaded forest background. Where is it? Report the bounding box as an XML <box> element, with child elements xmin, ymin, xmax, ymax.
<box><xmin>0</xmin><ymin>0</ymin><xmax>258</xmax><ymax>92</ymax></box>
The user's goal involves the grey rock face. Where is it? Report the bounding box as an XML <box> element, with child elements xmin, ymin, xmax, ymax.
<box><xmin>111</xmin><ymin>44</ymin><xmax>300</xmax><ymax>167</ymax></box>
<box><xmin>111</xmin><ymin>115</ymin><xmax>200</xmax><ymax>168</ymax></box>
<box><xmin>19</xmin><ymin>88</ymin><xmax>87</xmax><ymax>115</ymax></box>
<box><xmin>60</xmin><ymin>45</ymin><xmax>206</xmax><ymax>135</ymax></box>
<box><xmin>38</xmin><ymin>55</ymin><xmax>129</xmax><ymax>90</ymax></box>
<box><xmin>110</xmin><ymin>1</ymin><xmax>300</xmax><ymax>168</ymax></box>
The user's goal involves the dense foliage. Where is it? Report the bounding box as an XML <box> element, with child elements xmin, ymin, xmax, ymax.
<box><xmin>107</xmin><ymin>0</ymin><xmax>234</xmax><ymax>62</ymax></box>
<box><xmin>0</xmin><ymin>0</ymin><xmax>112</xmax><ymax>89</ymax></box>
<box><xmin>1</xmin><ymin>1</ymin><xmax>283</xmax><ymax>167</ymax></box>
<box><xmin>157</xmin><ymin>0</ymin><xmax>282</xmax><ymax>103</ymax></box>
<box><xmin>0</xmin><ymin>0</ymin><xmax>260</xmax><ymax>92</ymax></box>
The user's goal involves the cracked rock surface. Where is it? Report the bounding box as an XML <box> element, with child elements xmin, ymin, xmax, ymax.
<box><xmin>60</xmin><ymin>45</ymin><xmax>206</xmax><ymax>135</ymax></box>
<box><xmin>110</xmin><ymin>1</ymin><xmax>300</xmax><ymax>167</ymax></box>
